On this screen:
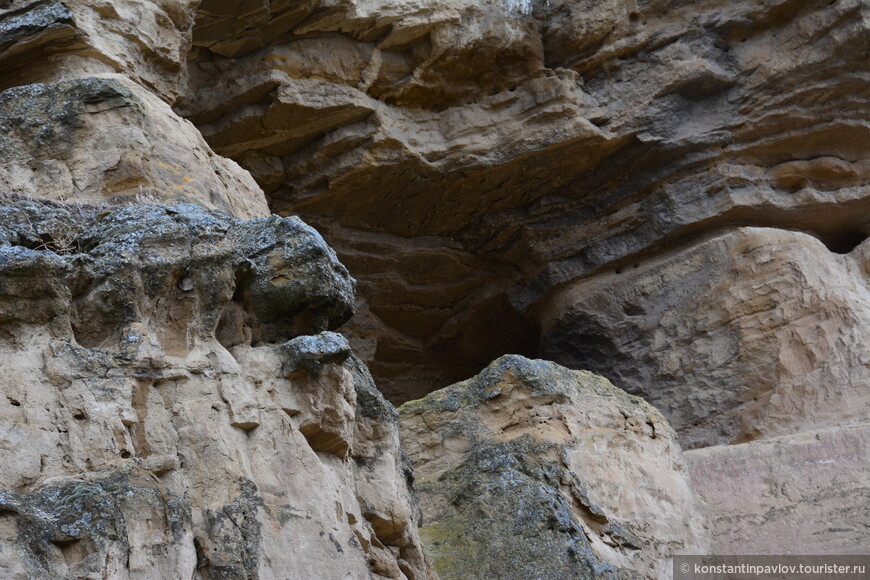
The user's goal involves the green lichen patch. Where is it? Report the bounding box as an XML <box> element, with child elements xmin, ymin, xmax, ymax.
<box><xmin>0</xmin><ymin>466</ymin><xmax>192</xmax><ymax>579</ymax></box>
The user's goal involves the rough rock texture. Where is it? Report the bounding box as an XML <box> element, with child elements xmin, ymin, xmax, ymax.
<box><xmin>170</xmin><ymin>0</ymin><xmax>870</xmax><ymax>557</ymax></box>
<box><xmin>0</xmin><ymin>75</ymin><xmax>267</xmax><ymax>218</ymax></box>
<box><xmin>538</xmin><ymin>227</ymin><xmax>870</xmax><ymax>449</ymax></box>
<box><xmin>0</xmin><ymin>200</ymin><xmax>434</xmax><ymax>579</ymax></box>
<box><xmin>2</xmin><ymin>0</ymin><xmax>869</xmax><ymax>570</ymax></box>
<box><xmin>0</xmin><ymin>0</ymin><xmax>195</xmax><ymax>102</ymax></box>
<box><xmin>685</xmin><ymin>422</ymin><xmax>870</xmax><ymax>555</ymax></box>
<box><xmin>399</xmin><ymin>355</ymin><xmax>709</xmax><ymax>579</ymax></box>
<box><xmin>175</xmin><ymin>0</ymin><xmax>870</xmax><ymax>404</ymax></box>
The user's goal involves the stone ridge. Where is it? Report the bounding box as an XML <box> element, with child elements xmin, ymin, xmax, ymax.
<box><xmin>0</xmin><ymin>199</ymin><xmax>434</xmax><ymax>579</ymax></box>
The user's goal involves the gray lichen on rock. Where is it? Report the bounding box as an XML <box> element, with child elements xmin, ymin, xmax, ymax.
<box><xmin>400</xmin><ymin>355</ymin><xmax>709</xmax><ymax>579</ymax></box>
<box><xmin>0</xmin><ymin>196</ymin><xmax>434</xmax><ymax>579</ymax></box>
<box><xmin>0</xmin><ymin>465</ymin><xmax>193</xmax><ymax>580</ymax></box>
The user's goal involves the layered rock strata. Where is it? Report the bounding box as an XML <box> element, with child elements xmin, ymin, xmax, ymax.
<box><xmin>399</xmin><ymin>355</ymin><xmax>709</xmax><ymax>579</ymax></box>
<box><xmin>0</xmin><ymin>200</ymin><xmax>434</xmax><ymax>579</ymax></box>
<box><xmin>538</xmin><ymin>227</ymin><xmax>870</xmax><ymax>449</ymax></box>
<box><xmin>175</xmin><ymin>0</ymin><xmax>870</xmax><ymax>406</ymax></box>
<box><xmin>174</xmin><ymin>0</ymin><xmax>870</xmax><ymax>558</ymax></box>
<box><xmin>1</xmin><ymin>0</ymin><xmax>868</xmax><ymax>569</ymax></box>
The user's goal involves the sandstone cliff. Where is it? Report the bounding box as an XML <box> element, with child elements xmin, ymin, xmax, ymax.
<box><xmin>0</xmin><ymin>0</ymin><xmax>868</xmax><ymax>576</ymax></box>
<box><xmin>0</xmin><ymin>200</ymin><xmax>433</xmax><ymax>579</ymax></box>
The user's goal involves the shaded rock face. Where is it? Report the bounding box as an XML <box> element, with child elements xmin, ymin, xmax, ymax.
<box><xmin>399</xmin><ymin>355</ymin><xmax>709</xmax><ymax>579</ymax></box>
<box><xmin>538</xmin><ymin>227</ymin><xmax>870</xmax><ymax>449</ymax></box>
<box><xmin>0</xmin><ymin>200</ymin><xmax>434</xmax><ymax>579</ymax></box>
<box><xmin>175</xmin><ymin>0</ymin><xmax>870</xmax><ymax>403</ymax></box>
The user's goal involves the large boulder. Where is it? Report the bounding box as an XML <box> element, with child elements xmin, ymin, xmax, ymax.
<box><xmin>538</xmin><ymin>227</ymin><xmax>870</xmax><ymax>449</ymax></box>
<box><xmin>399</xmin><ymin>355</ymin><xmax>709</xmax><ymax>579</ymax></box>
<box><xmin>0</xmin><ymin>76</ymin><xmax>268</xmax><ymax>218</ymax></box>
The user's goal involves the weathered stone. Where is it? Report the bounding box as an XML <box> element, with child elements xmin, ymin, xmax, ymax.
<box><xmin>229</xmin><ymin>217</ymin><xmax>356</xmax><ymax>343</ymax></box>
<box><xmin>0</xmin><ymin>466</ymin><xmax>195</xmax><ymax>580</ymax></box>
<box><xmin>538</xmin><ymin>227</ymin><xmax>870</xmax><ymax>449</ymax></box>
<box><xmin>279</xmin><ymin>331</ymin><xmax>353</xmax><ymax>376</ymax></box>
<box><xmin>0</xmin><ymin>76</ymin><xmax>268</xmax><ymax>218</ymax></box>
<box><xmin>399</xmin><ymin>355</ymin><xmax>709</xmax><ymax>579</ymax></box>
<box><xmin>1</xmin><ymin>0</ymin><xmax>869</xmax><ymax>571</ymax></box>
<box><xmin>686</xmin><ymin>422</ymin><xmax>870</xmax><ymax>555</ymax></box>
<box><xmin>0</xmin><ymin>0</ymin><xmax>196</xmax><ymax>102</ymax></box>
<box><xmin>0</xmin><ymin>199</ymin><xmax>434</xmax><ymax>579</ymax></box>
<box><xmin>169</xmin><ymin>0</ymin><xmax>870</xmax><ymax>403</ymax></box>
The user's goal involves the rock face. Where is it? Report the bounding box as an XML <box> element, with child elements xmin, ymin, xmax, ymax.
<box><xmin>685</xmin><ymin>422</ymin><xmax>870</xmax><ymax>556</ymax></box>
<box><xmin>0</xmin><ymin>200</ymin><xmax>434</xmax><ymax>579</ymax></box>
<box><xmin>538</xmin><ymin>227</ymin><xmax>870</xmax><ymax>449</ymax></box>
<box><xmin>399</xmin><ymin>355</ymin><xmax>709</xmax><ymax>579</ymax></box>
<box><xmin>0</xmin><ymin>0</ymin><xmax>195</xmax><ymax>102</ymax></box>
<box><xmin>0</xmin><ymin>75</ymin><xmax>267</xmax><ymax>218</ymax></box>
<box><xmin>174</xmin><ymin>0</ymin><xmax>870</xmax><ymax>405</ymax></box>
<box><xmin>2</xmin><ymin>0</ymin><xmax>869</xmax><ymax>572</ymax></box>
<box><xmin>169</xmin><ymin>0</ymin><xmax>870</xmax><ymax>559</ymax></box>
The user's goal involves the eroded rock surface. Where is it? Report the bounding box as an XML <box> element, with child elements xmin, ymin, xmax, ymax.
<box><xmin>173</xmin><ymin>0</ymin><xmax>870</xmax><ymax>403</ymax></box>
<box><xmin>0</xmin><ymin>0</ymin><xmax>195</xmax><ymax>102</ymax></box>
<box><xmin>399</xmin><ymin>355</ymin><xmax>709</xmax><ymax>579</ymax></box>
<box><xmin>2</xmin><ymin>0</ymin><xmax>869</xmax><ymax>569</ymax></box>
<box><xmin>538</xmin><ymin>227</ymin><xmax>870</xmax><ymax>449</ymax></box>
<box><xmin>0</xmin><ymin>76</ymin><xmax>267</xmax><ymax>218</ymax></box>
<box><xmin>0</xmin><ymin>200</ymin><xmax>433</xmax><ymax>579</ymax></box>
<box><xmin>686</xmin><ymin>422</ymin><xmax>870</xmax><ymax>555</ymax></box>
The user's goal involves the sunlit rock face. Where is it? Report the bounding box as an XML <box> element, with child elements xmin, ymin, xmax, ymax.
<box><xmin>0</xmin><ymin>200</ymin><xmax>434</xmax><ymax>580</ymax></box>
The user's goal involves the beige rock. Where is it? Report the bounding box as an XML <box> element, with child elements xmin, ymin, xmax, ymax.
<box><xmin>686</xmin><ymin>422</ymin><xmax>870</xmax><ymax>555</ymax></box>
<box><xmin>0</xmin><ymin>75</ymin><xmax>268</xmax><ymax>218</ymax></box>
<box><xmin>538</xmin><ymin>227</ymin><xmax>870</xmax><ymax>449</ymax></box>
<box><xmin>399</xmin><ymin>355</ymin><xmax>709</xmax><ymax>579</ymax></box>
<box><xmin>2</xmin><ymin>0</ymin><xmax>869</xmax><ymax>571</ymax></box>
<box><xmin>0</xmin><ymin>201</ymin><xmax>434</xmax><ymax>580</ymax></box>
<box><xmin>0</xmin><ymin>0</ymin><xmax>195</xmax><ymax>102</ymax></box>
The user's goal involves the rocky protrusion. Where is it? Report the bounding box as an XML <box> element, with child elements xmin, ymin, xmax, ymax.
<box><xmin>538</xmin><ymin>227</ymin><xmax>870</xmax><ymax>449</ymax></box>
<box><xmin>0</xmin><ymin>199</ymin><xmax>434</xmax><ymax>579</ymax></box>
<box><xmin>0</xmin><ymin>76</ymin><xmax>268</xmax><ymax>218</ymax></box>
<box><xmin>0</xmin><ymin>0</ymin><xmax>195</xmax><ymax>101</ymax></box>
<box><xmin>0</xmin><ymin>465</ymin><xmax>195</xmax><ymax>579</ymax></box>
<box><xmin>172</xmin><ymin>0</ymin><xmax>870</xmax><ymax>403</ymax></box>
<box><xmin>279</xmin><ymin>331</ymin><xmax>353</xmax><ymax>376</ymax></box>
<box><xmin>399</xmin><ymin>355</ymin><xmax>709</xmax><ymax>579</ymax></box>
